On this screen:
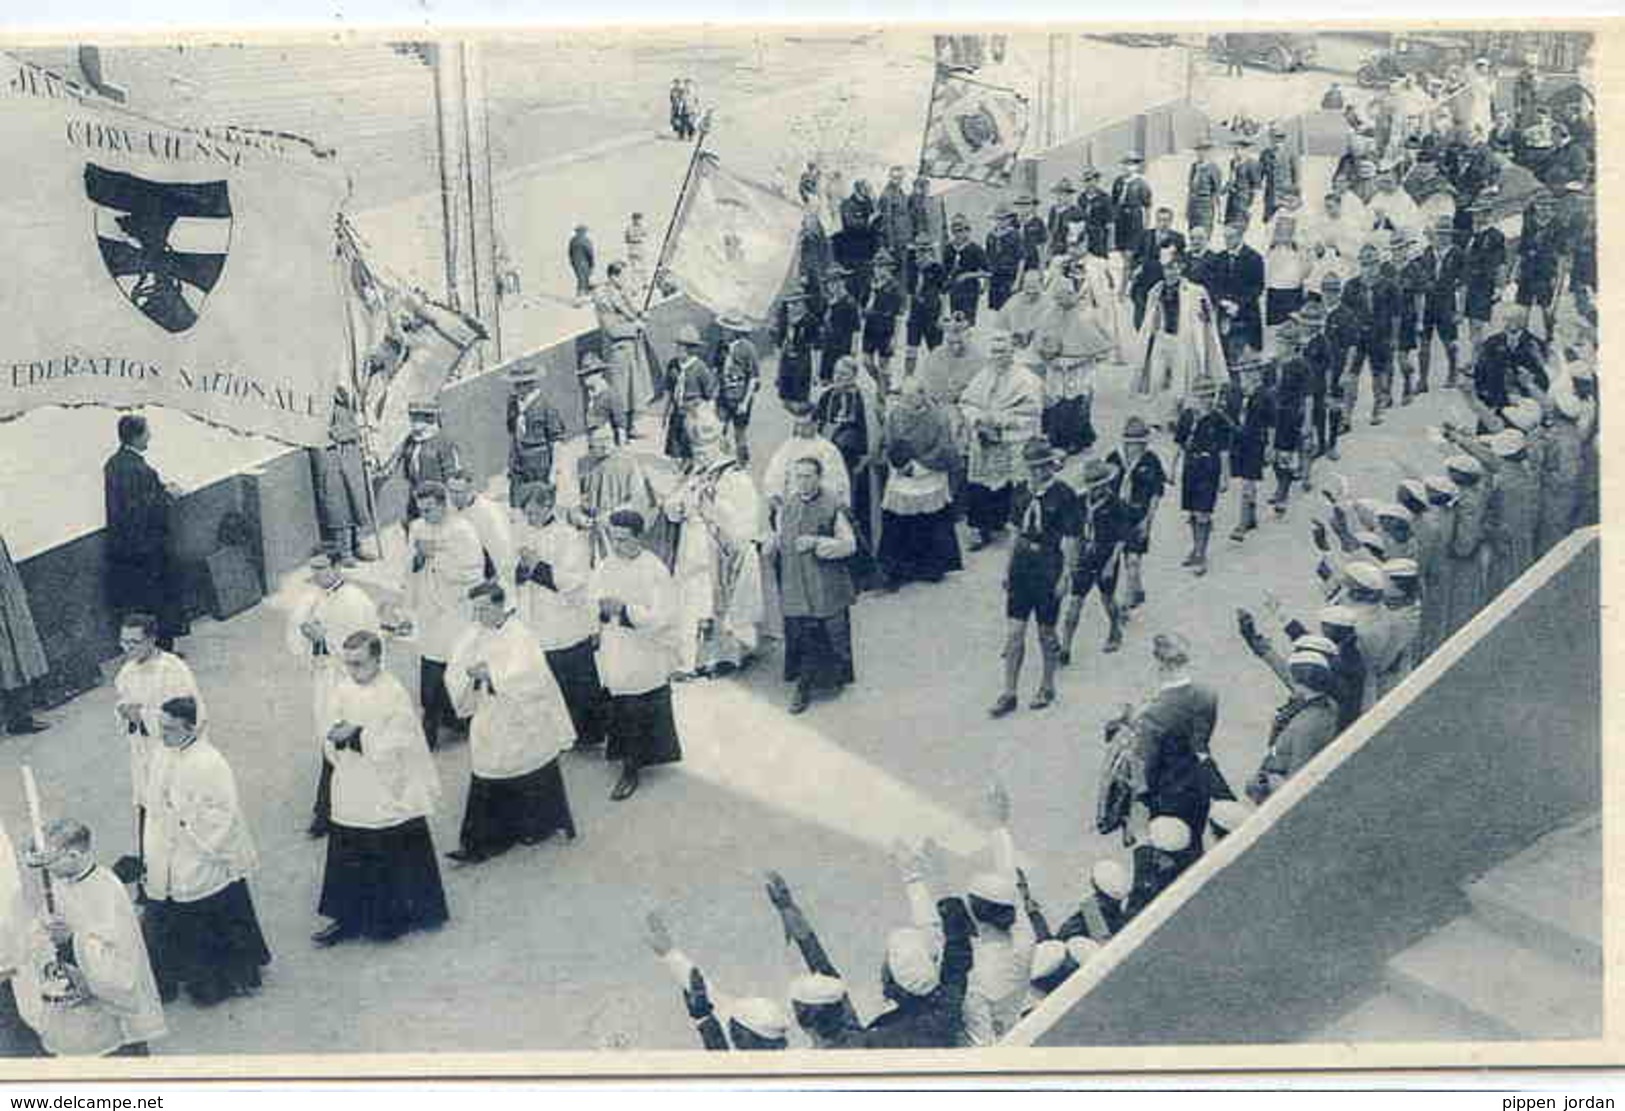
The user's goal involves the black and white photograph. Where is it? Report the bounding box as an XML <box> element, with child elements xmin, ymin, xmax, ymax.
<box><xmin>0</xmin><ymin>19</ymin><xmax>1609</xmax><ymax>1077</ymax></box>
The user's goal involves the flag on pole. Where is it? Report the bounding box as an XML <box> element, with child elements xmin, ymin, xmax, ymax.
<box><xmin>0</xmin><ymin>54</ymin><xmax>352</xmax><ymax>447</ymax></box>
<box><xmin>336</xmin><ymin>217</ymin><xmax>487</xmax><ymax>478</ymax></box>
<box><xmin>917</xmin><ymin>68</ymin><xmax>1031</xmax><ymax>187</ymax></box>
<box><xmin>662</xmin><ymin>152</ymin><xmax>803</xmax><ymax>325</ymax></box>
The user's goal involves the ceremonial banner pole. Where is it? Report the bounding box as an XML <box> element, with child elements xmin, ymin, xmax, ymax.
<box><xmin>643</xmin><ymin>109</ymin><xmax>715</xmax><ymax>315</ymax></box>
<box><xmin>636</xmin><ymin>110</ymin><xmax>713</xmax><ymax>415</ymax></box>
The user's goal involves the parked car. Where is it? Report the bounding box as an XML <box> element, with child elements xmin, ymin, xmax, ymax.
<box><xmin>1209</xmin><ymin>33</ymin><xmax>1317</xmax><ymax>73</ymax></box>
<box><xmin>1088</xmin><ymin>33</ymin><xmax>1179</xmax><ymax>49</ymax></box>
<box><xmin>1356</xmin><ymin>34</ymin><xmax>1472</xmax><ymax>88</ymax></box>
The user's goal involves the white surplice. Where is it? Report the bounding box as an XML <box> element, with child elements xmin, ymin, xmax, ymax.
<box><xmin>446</xmin><ymin>614</ymin><xmax>572</xmax><ymax>780</ymax></box>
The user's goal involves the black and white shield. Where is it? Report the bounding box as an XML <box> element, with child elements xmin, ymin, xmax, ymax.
<box><xmin>85</xmin><ymin>163</ymin><xmax>232</xmax><ymax>334</ymax></box>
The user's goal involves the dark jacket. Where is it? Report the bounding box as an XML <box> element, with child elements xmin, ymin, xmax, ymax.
<box><xmin>862</xmin><ymin>898</ymin><xmax>975</xmax><ymax>1049</ymax></box>
<box><xmin>104</xmin><ymin>446</ymin><xmax>170</xmax><ymax>560</ymax></box>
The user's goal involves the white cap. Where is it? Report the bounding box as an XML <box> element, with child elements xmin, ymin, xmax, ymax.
<box><xmin>1345</xmin><ymin>560</ymin><xmax>1390</xmax><ymax>593</ymax></box>
<box><xmin>789</xmin><ymin>973</ymin><xmax>848</xmax><ymax>1006</ymax></box>
<box><xmin>1065</xmin><ymin>936</ymin><xmax>1101</xmax><ymax>966</ymax></box>
<box><xmin>1293</xmin><ymin>634</ymin><xmax>1340</xmax><ymax>658</ymax></box>
<box><xmin>730</xmin><ymin>997</ymin><xmax>790</xmax><ymax>1039</ymax></box>
<box><xmin>1504</xmin><ymin>401</ymin><xmax>1542</xmax><ymax>432</ymax></box>
<box><xmin>1148</xmin><ymin>815</ymin><xmax>1192</xmax><ymax>853</ymax></box>
<box><xmin>1352</xmin><ymin>530</ymin><xmax>1387</xmax><ymax>557</ymax></box>
<box><xmin>1423</xmin><ymin>474</ymin><xmax>1460</xmax><ymax>499</ymax></box>
<box><xmin>1090</xmin><ymin>859</ymin><xmax>1131</xmax><ymax>901</ymax></box>
<box><xmin>1553</xmin><ymin>388</ymin><xmax>1584</xmax><ymax>420</ymax></box>
<box><xmin>1383</xmin><ymin>558</ymin><xmax>1420</xmax><ymax>580</ymax></box>
<box><xmin>1374</xmin><ymin>502</ymin><xmax>1413</xmax><ymax>525</ymax></box>
<box><xmin>1320</xmin><ymin>604</ymin><xmax>1360</xmax><ymax>629</ymax></box>
<box><xmin>1446</xmin><ymin>453</ymin><xmax>1485</xmax><ymax>479</ymax></box>
<box><xmin>885</xmin><ymin>927</ymin><xmax>941</xmax><ymax>997</ymax></box>
<box><xmin>1398</xmin><ymin>479</ymin><xmax>1429</xmax><ymax>506</ymax></box>
<box><xmin>1208</xmin><ymin>799</ymin><xmax>1255</xmax><ymax>832</ymax></box>
<box><xmin>1353</xmin><ymin>497</ymin><xmax>1381</xmax><ymax>530</ymax></box>
<box><xmin>1490</xmin><ymin>429</ymin><xmax>1528</xmax><ymax>458</ymax></box>
<box><xmin>1030</xmin><ymin>939</ymin><xmax>1071</xmax><ymax>982</ymax></box>
<box><xmin>1289</xmin><ymin>650</ymin><xmax>1333</xmax><ymax>670</ymax></box>
<box><xmin>968</xmin><ymin>871</ymin><xmax>1018</xmax><ymax>907</ymax></box>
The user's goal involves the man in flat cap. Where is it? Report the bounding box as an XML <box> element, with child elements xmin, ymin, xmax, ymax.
<box><xmin>382</xmin><ymin>400</ymin><xmax>461</xmax><ymax>537</ymax></box>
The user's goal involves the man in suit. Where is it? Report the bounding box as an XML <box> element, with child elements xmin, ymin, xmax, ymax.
<box><xmin>1416</xmin><ymin>217</ymin><xmax>1465</xmax><ymax>393</ymax></box>
<box><xmin>1259</xmin><ymin>125</ymin><xmax>1300</xmax><ymax>223</ymax></box>
<box><xmin>384</xmin><ymin>401</ymin><xmax>462</xmax><ymax>535</ymax></box>
<box><xmin>1210</xmin><ymin>222</ymin><xmax>1265</xmax><ymax>366</ymax></box>
<box><xmin>505</xmin><ymin>366</ymin><xmax>567</xmax><ymax>507</ymax></box>
<box><xmin>103</xmin><ymin>415</ymin><xmax>186</xmax><ymax>652</ymax></box>
<box><xmin>1128</xmin><ymin>207</ymin><xmax>1186</xmax><ymax>331</ymax></box>
<box><xmin>1127</xmin><ymin>632</ymin><xmax>1221</xmax><ymax>842</ymax></box>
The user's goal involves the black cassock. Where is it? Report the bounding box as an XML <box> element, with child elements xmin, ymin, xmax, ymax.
<box><xmin>103</xmin><ymin>445</ymin><xmax>187</xmax><ymax>645</ymax></box>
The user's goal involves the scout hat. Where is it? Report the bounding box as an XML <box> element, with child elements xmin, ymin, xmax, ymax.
<box><xmin>505</xmin><ymin>364</ymin><xmax>540</xmax><ymax>385</ymax></box>
<box><xmin>1051</xmin><ymin>176</ymin><xmax>1078</xmax><ymax>195</ymax></box>
<box><xmin>1091</xmin><ymin>860</ymin><xmax>1130</xmax><ymax>901</ymax></box>
<box><xmin>675</xmin><ymin>323</ymin><xmax>704</xmax><ymax>347</ymax></box>
<box><xmin>576</xmin><ymin>352</ymin><xmax>609</xmax><ymax>378</ymax></box>
<box><xmin>1122</xmin><ymin>415</ymin><xmax>1151</xmax><ymax>442</ymax></box>
<box><xmin>1080</xmin><ymin>166</ymin><xmax>1102</xmax><ymax>183</ymax></box>
<box><xmin>1082</xmin><ymin>459</ymin><xmax>1116</xmax><ymax>489</ymax></box>
<box><xmin>716</xmin><ymin>313</ymin><xmax>753</xmax><ymax>334</ymax></box>
<box><xmin>1021</xmin><ymin>436</ymin><xmax>1066</xmax><ymax>468</ymax></box>
<box><xmin>407</xmin><ymin>399</ymin><xmax>441</xmax><ymax>419</ymax></box>
<box><xmin>1122</xmin><ymin>152</ymin><xmax>1145</xmax><ymax>165</ymax></box>
<box><xmin>1013</xmin><ymin>194</ymin><xmax>1038</xmax><ymax>209</ymax></box>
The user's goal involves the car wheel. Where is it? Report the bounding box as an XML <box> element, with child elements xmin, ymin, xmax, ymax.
<box><xmin>1270</xmin><ymin>45</ymin><xmax>1293</xmax><ymax>73</ymax></box>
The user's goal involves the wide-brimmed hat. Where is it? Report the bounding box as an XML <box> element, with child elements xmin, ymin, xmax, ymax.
<box><xmin>1051</xmin><ymin>176</ymin><xmax>1078</xmax><ymax>194</ymax></box>
<box><xmin>505</xmin><ymin>364</ymin><xmax>540</xmax><ymax>385</ymax></box>
<box><xmin>1021</xmin><ymin>436</ymin><xmax>1066</xmax><ymax>467</ymax></box>
<box><xmin>407</xmin><ymin>400</ymin><xmax>441</xmax><ymax>418</ymax></box>
<box><xmin>675</xmin><ymin>323</ymin><xmax>703</xmax><ymax>347</ymax></box>
<box><xmin>716</xmin><ymin>313</ymin><xmax>753</xmax><ymax>333</ymax></box>
<box><xmin>577</xmin><ymin>352</ymin><xmax>609</xmax><ymax>378</ymax></box>
<box><xmin>1122</xmin><ymin>415</ymin><xmax>1151</xmax><ymax>442</ymax></box>
<box><xmin>1294</xmin><ymin>301</ymin><xmax>1328</xmax><ymax>328</ymax></box>
<box><xmin>1082</xmin><ymin>459</ymin><xmax>1116</xmax><ymax>488</ymax></box>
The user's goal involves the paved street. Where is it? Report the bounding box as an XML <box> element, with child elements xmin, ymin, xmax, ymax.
<box><xmin>0</xmin><ymin>332</ymin><xmax>1485</xmax><ymax>1054</ymax></box>
<box><xmin>0</xmin><ymin>31</ymin><xmax>1524</xmax><ymax>1056</ymax></box>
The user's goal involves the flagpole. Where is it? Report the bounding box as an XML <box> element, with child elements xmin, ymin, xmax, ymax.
<box><xmin>642</xmin><ymin>109</ymin><xmax>714</xmax><ymax>316</ymax></box>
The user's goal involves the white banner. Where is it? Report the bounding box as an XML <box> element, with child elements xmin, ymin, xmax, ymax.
<box><xmin>0</xmin><ymin>57</ymin><xmax>351</xmax><ymax>446</ymax></box>
<box><xmin>665</xmin><ymin>152</ymin><xmax>803</xmax><ymax>324</ymax></box>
